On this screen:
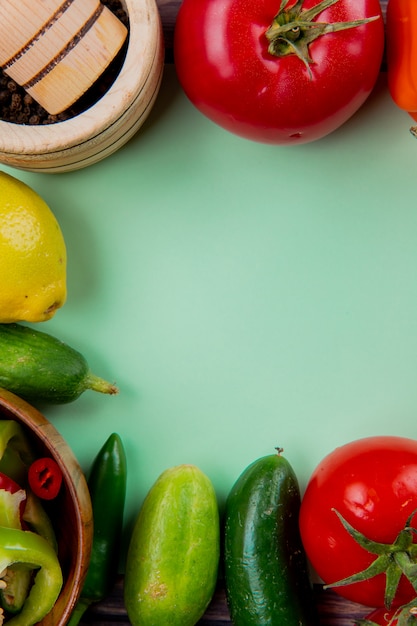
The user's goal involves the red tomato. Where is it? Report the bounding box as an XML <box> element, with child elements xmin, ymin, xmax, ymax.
<box><xmin>299</xmin><ymin>436</ymin><xmax>417</xmax><ymax>608</ymax></box>
<box><xmin>174</xmin><ymin>0</ymin><xmax>384</xmax><ymax>144</ymax></box>
<box><xmin>28</xmin><ymin>457</ymin><xmax>63</xmax><ymax>500</ymax></box>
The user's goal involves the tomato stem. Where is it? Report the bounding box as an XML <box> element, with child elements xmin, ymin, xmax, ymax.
<box><xmin>324</xmin><ymin>509</ymin><xmax>417</xmax><ymax>610</ymax></box>
<box><xmin>265</xmin><ymin>0</ymin><xmax>380</xmax><ymax>77</ymax></box>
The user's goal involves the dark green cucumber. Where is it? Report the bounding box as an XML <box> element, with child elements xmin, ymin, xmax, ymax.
<box><xmin>224</xmin><ymin>450</ymin><xmax>319</xmax><ymax>626</ymax></box>
<box><xmin>0</xmin><ymin>323</ymin><xmax>118</xmax><ymax>404</ymax></box>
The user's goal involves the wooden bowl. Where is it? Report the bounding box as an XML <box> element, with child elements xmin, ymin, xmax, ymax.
<box><xmin>0</xmin><ymin>0</ymin><xmax>164</xmax><ymax>173</ymax></box>
<box><xmin>0</xmin><ymin>387</ymin><xmax>93</xmax><ymax>625</ymax></box>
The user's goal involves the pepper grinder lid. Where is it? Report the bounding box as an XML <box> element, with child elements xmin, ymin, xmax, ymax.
<box><xmin>0</xmin><ymin>0</ymin><xmax>128</xmax><ymax>115</ymax></box>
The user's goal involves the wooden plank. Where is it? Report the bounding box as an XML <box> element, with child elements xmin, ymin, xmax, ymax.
<box><xmin>78</xmin><ymin>577</ymin><xmax>373</xmax><ymax>624</ymax></box>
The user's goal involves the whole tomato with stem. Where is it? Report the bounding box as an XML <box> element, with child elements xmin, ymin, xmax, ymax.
<box><xmin>174</xmin><ymin>0</ymin><xmax>384</xmax><ymax>144</ymax></box>
<box><xmin>299</xmin><ymin>437</ymin><xmax>417</xmax><ymax>609</ymax></box>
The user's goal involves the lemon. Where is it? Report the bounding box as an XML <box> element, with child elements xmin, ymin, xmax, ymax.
<box><xmin>0</xmin><ymin>171</ymin><xmax>67</xmax><ymax>323</ymax></box>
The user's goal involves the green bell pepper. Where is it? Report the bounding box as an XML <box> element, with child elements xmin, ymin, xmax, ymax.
<box><xmin>0</xmin><ymin>490</ymin><xmax>25</xmax><ymax>531</ymax></box>
<box><xmin>0</xmin><ymin>420</ymin><xmax>58</xmax><ymax>549</ymax></box>
<box><xmin>0</xmin><ymin>526</ymin><xmax>63</xmax><ymax>626</ymax></box>
<box><xmin>0</xmin><ymin>421</ymin><xmax>35</xmax><ymax>486</ymax></box>
<box><xmin>0</xmin><ymin>489</ymin><xmax>30</xmax><ymax>614</ymax></box>
<box><xmin>0</xmin><ymin>420</ymin><xmax>60</xmax><ymax>617</ymax></box>
<box><xmin>22</xmin><ymin>491</ymin><xmax>58</xmax><ymax>553</ymax></box>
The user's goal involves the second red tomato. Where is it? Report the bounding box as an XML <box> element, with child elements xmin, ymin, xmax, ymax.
<box><xmin>174</xmin><ymin>0</ymin><xmax>384</xmax><ymax>144</ymax></box>
<box><xmin>299</xmin><ymin>436</ymin><xmax>417</xmax><ymax>609</ymax></box>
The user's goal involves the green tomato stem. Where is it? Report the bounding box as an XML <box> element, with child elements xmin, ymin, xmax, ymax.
<box><xmin>324</xmin><ymin>509</ymin><xmax>417</xmax><ymax>610</ymax></box>
<box><xmin>265</xmin><ymin>0</ymin><xmax>380</xmax><ymax>76</ymax></box>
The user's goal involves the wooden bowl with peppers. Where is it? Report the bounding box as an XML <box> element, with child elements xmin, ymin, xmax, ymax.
<box><xmin>0</xmin><ymin>387</ymin><xmax>93</xmax><ymax>626</ymax></box>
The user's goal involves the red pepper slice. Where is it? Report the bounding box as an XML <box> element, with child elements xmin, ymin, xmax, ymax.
<box><xmin>28</xmin><ymin>457</ymin><xmax>63</xmax><ymax>500</ymax></box>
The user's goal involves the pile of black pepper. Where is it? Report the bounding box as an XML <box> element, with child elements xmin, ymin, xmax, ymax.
<box><xmin>0</xmin><ymin>0</ymin><xmax>129</xmax><ymax>125</ymax></box>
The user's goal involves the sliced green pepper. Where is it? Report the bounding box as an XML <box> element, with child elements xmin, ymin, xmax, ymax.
<box><xmin>0</xmin><ymin>420</ymin><xmax>59</xmax><ymax>617</ymax></box>
<box><xmin>0</xmin><ymin>526</ymin><xmax>62</xmax><ymax>626</ymax></box>
<box><xmin>68</xmin><ymin>433</ymin><xmax>127</xmax><ymax>625</ymax></box>
<box><xmin>22</xmin><ymin>491</ymin><xmax>58</xmax><ymax>553</ymax></box>
<box><xmin>0</xmin><ymin>420</ymin><xmax>58</xmax><ymax>549</ymax></box>
<box><xmin>0</xmin><ymin>488</ymin><xmax>31</xmax><ymax>614</ymax></box>
<box><xmin>0</xmin><ymin>490</ymin><xmax>25</xmax><ymax>531</ymax></box>
<box><xmin>0</xmin><ymin>421</ymin><xmax>35</xmax><ymax>468</ymax></box>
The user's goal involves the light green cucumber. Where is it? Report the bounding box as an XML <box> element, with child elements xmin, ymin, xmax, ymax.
<box><xmin>124</xmin><ymin>464</ymin><xmax>220</xmax><ymax>626</ymax></box>
<box><xmin>0</xmin><ymin>323</ymin><xmax>118</xmax><ymax>404</ymax></box>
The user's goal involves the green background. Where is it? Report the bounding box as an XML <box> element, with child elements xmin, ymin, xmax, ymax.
<box><xmin>4</xmin><ymin>66</ymin><xmax>417</xmax><ymax>545</ymax></box>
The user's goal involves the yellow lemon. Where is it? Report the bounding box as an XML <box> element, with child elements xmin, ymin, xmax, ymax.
<box><xmin>0</xmin><ymin>171</ymin><xmax>67</xmax><ymax>323</ymax></box>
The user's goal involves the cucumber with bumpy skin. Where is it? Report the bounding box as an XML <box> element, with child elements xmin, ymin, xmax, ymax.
<box><xmin>124</xmin><ymin>464</ymin><xmax>220</xmax><ymax>626</ymax></box>
<box><xmin>224</xmin><ymin>449</ymin><xmax>319</xmax><ymax>626</ymax></box>
<box><xmin>0</xmin><ymin>323</ymin><xmax>118</xmax><ymax>404</ymax></box>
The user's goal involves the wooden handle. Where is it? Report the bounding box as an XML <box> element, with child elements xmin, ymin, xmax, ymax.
<box><xmin>0</xmin><ymin>0</ymin><xmax>128</xmax><ymax>114</ymax></box>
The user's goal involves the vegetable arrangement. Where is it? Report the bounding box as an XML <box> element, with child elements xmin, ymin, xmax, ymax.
<box><xmin>5</xmin><ymin>419</ymin><xmax>417</xmax><ymax>625</ymax></box>
<box><xmin>0</xmin><ymin>170</ymin><xmax>118</xmax><ymax>407</ymax></box>
<box><xmin>0</xmin><ymin>419</ymin><xmax>63</xmax><ymax>626</ymax></box>
<box><xmin>118</xmin><ymin>439</ymin><xmax>417</xmax><ymax>625</ymax></box>
<box><xmin>4</xmin><ymin>0</ymin><xmax>417</xmax><ymax>624</ymax></box>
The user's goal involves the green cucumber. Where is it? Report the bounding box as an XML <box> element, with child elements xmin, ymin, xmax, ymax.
<box><xmin>124</xmin><ymin>464</ymin><xmax>220</xmax><ymax>626</ymax></box>
<box><xmin>224</xmin><ymin>450</ymin><xmax>319</xmax><ymax>626</ymax></box>
<box><xmin>0</xmin><ymin>323</ymin><xmax>118</xmax><ymax>404</ymax></box>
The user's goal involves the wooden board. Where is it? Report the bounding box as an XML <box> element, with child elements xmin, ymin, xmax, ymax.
<box><xmin>79</xmin><ymin>578</ymin><xmax>373</xmax><ymax>625</ymax></box>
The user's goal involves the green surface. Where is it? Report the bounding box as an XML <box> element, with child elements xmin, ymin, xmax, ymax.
<box><xmin>3</xmin><ymin>66</ymin><xmax>417</xmax><ymax>555</ymax></box>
